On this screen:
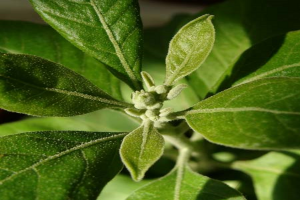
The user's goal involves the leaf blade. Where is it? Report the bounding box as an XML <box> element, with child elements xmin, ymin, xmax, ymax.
<box><xmin>127</xmin><ymin>166</ymin><xmax>245</xmax><ymax>200</ymax></box>
<box><xmin>0</xmin><ymin>21</ymin><xmax>123</xmax><ymax>100</ymax></box>
<box><xmin>165</xmin><ymin>14</ymin><xmax>215</xmax><ymax>86</ymax></box>
<box><xmin>120</xmin><ymin>121</ymin><xmax>165</xmax><ymax>181</ymax></box>
<box><xmin>233</xmin><ymin>151</ymin><xmax>300</xmax><ymax>200</ymax></box>
<box><xmin>0</xmin><ymin>53</ymin><xmax>128</xmax><ymax>117</ymax></box>
<box><xmin>29</xmin><ymin>0</ymin><xmax>143</xmax><ymax>89</ymax></box>
<box><xmin>186</xmin><ymin>77</ymin><xmax>300</xmax><ymax>149</ymax></box>
<box><xmin>0</xmin><ymin>131</ymin><xmax>126</xmax><ymax>200</ymax></box>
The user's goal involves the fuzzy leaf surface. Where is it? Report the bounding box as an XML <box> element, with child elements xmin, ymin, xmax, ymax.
<box><xmin>186</xmin><ymin>78</ymin><xmax>300</xmax><ymax>149</ymax></box>
<box><xmin>29</xmin><ymin>0</ymin><xmax>143</xmax><ymax>89</ymax></box>
<box><xmin>234</xmin><ymin>151</ymin><xmax>300</xmax><ymax>200</ymax></box>
<box><xmin>127</xmin><ymin>166</ymin><xmax>245</xmax><ymax>200</ymax></box>
<box><xmin>165</xmin><ymin>15</ymin><xmax>215</xmax><ymax>85</ymax></box>
<box><xmin>120</xmin><ymin>122</ymin><xmax>164</xmax><ymax>181</ymax></box>
<box><xmin>0</xmin><ymin>53</ymin><xmax>127</xmax><ymax>117</ymax></box>
<box><xmin>0</xmin><ymin>21</ymin><xmax>122</xmax><ymax>99</ymax></box>
<box><xmin>0</xmin><ymin>131</ymin><xmax>126</xmax><ymax>200</ymax></box>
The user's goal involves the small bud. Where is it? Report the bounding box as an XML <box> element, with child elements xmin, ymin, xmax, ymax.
<box><xmin>148</xmin><ymin>102</ymin><xmax>163</xmax><ymax>109</ymax></box>
<box><xmin>145</xmin><ymin>109</ymin><xmax>159</xmax><ymax>118</ymax></box>
<box><xmin>141</xmin><ymin>71</ymin><xmax>155</xmax><ymax>90</ymax></box>
<box><xmin>167</xmin><ymin>84</ymin><xmax>187</xmax><ymax>100</ymax></box>
<box><xmin>159</xmin><ymin>115</ymin><xmax>175</xmax><ymax>122</ymax></box>
<box><xmin>124</xmin><ymin>108</ymin><xmax>144</xmax><ymax>118</ymax></box>
<box><xmin>155</xmin><ymin>85</ymin><xmax>169</xmax><ymax>94</ymax></box>
<box><xmin>159</xmin><ymin>107</ymin><xmax>173</xmax><ymax>117</ymax></box>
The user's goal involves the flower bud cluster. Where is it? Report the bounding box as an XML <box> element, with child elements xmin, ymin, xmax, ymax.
<box><xmin>125</xmin><ymin>71</ymin><xmax>187</xmax><ymax>128</ymax></box>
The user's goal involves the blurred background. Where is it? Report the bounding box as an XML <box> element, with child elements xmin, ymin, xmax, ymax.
<box><xmin>0</xmin><ymin>0</ymin><xmax>225</xmax><ymax>27</ymax></box>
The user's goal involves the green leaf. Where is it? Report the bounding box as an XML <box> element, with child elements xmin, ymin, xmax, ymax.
<box><xmin>233</xmin><ymin>151</ymin><xmax>300</xmax><ymax>200</ymax></box>
<box><xmin>164</xmin><ymin>14</ymin><xmax>215</xmax><ymax>86</ymax></box>
<box><xmin>0</xmin><ymin>21</ymin><xmax>122</xmax><ymax>100</ymax></box>
<box><xmin>0</xmin><ymin>53</ymin><xmax>129</xmax><ymax>117</ymax></box>
<box><xmin>147</xmin><ymin>0</ymin><xmax>300</xmax><ymax>98</ymax></box>
<box><xmin>220</xmin><ymin>31</ymin><xmax>300</xmax><ymax>89</ymax></box>
<box><xmin>189</xmin><ymin>0</ymin><xmax>300</xmax><ymax>97</ymax></box>
<box><xmin>0</xmin><ymin>131</ymin><xmax>126</xmax><ymax>200</ymax></box>
<box><xmin>29</xmin><ymin>0</ymin><xmax>143</xmax><ymax>90</ymax></box>
<box><xmin>120</xmin><ymin>121</ymin><xmax>164</xmax><ymax>181</ymax></box>
<box><xmin>97</xmin><ymin>175</ymin><xmax>151</xmax><ymax>200</ymax></box>
<box><xmin>0</xmin><ymin>109</ymin><xmax>139</xmax><ymax>136</ymax></box>
<box><xmin>186</xmin><ymin>78</ymin><xmax>300</xmax><ymax>149</ymax></box>
<box><xmin>127</xmin><ymin>166</ymin><xmax>245</xmax><ymax>200</ymax></box>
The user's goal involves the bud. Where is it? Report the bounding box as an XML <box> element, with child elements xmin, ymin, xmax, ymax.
<box><xmin>155</xmin><ymin>85</ymin><xmax>169</xmax><ymax>94</ymax></box>
<box><xmin>124</xmin><ymin>108</ymin><xmax>144</xmax><ymax>118</ymax></box>
<box><xmin>141</xmin><ymin>71</ymin><xmax>155</xmax><ymax>90</ymax></box>
<box><xmin>167</xmin><ymin>84</ymin><xmax>187</xmax><ymax>100</ymax></box>
<box><xmin>159</xmin><ymin>107</ymin><xmax>173</xmax><ymax>117</ymax></box>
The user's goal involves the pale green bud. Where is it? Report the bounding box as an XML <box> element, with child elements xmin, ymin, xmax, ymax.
<box><xmin>155</xmin><ymin>85</ymin><xmax>169</xmax><ymax>94</ymax></box>
<box><xmin>159</xmin><ymin>107</ymin><xmax>173</xmax><ymax>117</ymax></box>
<box><xmin>124</xmin><ymin>108</ymin><xmax>144</xmax><ymax>118</ymax></box>
<box><xmin>167</xmin><ymin>84</ymin><xmax>187</xmax><ymax>100</ymax></box>
<box><xmin>141</xmin><ymin>71</ymin><xmax>155</xmax><ymax>90</ymax></box>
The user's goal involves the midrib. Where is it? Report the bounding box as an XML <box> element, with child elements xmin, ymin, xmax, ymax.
<box><xmin>0</xmin><ymin>133</ymin><xmax>127</xmax><ymax>185</ymax></box>
<box><xmin>236</xmin><ymin>62</ymin><xmax>300</xmax><ymax>86</ymax></box>
<box><xmin>0</xmin><ymin>74</ymin><xmax>127</xmax><ymax>108</ymax></box>
<box><xmin>90</xmin><ymin>0</ymin><xmax>140</xmax><ymax>89</ymax></box>
<box><xmin>187</xmin><ymin>107</ymin><xmax>300</xmax><ymax>115</ymax></box>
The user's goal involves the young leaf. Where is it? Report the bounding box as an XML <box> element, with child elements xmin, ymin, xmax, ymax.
<box><xmin>165</xmin><ymin>14</ymin><xmax>215</xmax><ymax>86</ymax></box>
<box><xmin>233</xmin><ymin>151</ymin><xmax>300</xmax><ymax>200</ymax></box>
<box><xmin>29</xmin><ymin>0</ymin><xmax>143</xmax><ymax>90</ymax></box>
<box><xmin>120</xmin><ymin>121</ymin><xmax>165</xmax><ymax>181</ymax></box>
<box><xmin>0</xmin><ymin>131</ymin><xmax>126</xmax><ymax>200</ymax></box>
<box><xmin>0</xmin><ymin>21</ymin><xmax>122</xmax><ymax>100</ymax></box>
<box><xmin>127</xmin><ymin>166</ymin><xmax>245</xmax><ymax>200</ymax></box>
<box><xmin>221</xmin><ymin>31</ymin><xmax>300</xmax><ymax>88</ymax></box>
<box><xmin>186</xmin><ymin>78</ymin><xmax>300</xmax><ymax>149</ymax></box>
<box><xmin>0</xmin><ymin>53</ymin><xmax>129</xmax><ymax>117</ymax></box>
<box><xmin>0</xmin><ymin>109</ymin><xmax>139</xmax><ymax>136</ymax></box>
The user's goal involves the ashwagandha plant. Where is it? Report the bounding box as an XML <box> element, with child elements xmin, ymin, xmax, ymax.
<box><xmin>0</xmin><ymin>0</ymin><xmax>300</xmax><ymax>199</ymax></box>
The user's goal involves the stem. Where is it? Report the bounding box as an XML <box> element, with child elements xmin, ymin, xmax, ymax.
<box><xmin>159</xmin><ymin>122</ymin><xmax>195</xmax><ymax>151</ymax></box>
<box><xmin>174</xmin><ymin>148</ymin><xmax>190</xmax><ymax>200</ymax></box>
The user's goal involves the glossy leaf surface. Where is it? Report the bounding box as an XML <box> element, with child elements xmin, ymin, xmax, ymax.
<box><xmin>0</xmin><ymin>109</ymin><xmax>139</xmax><ymax>136</ymax></box>
<box><xmin>0</xmin><ymin>53</ymin><xmax>128</xmax><ymax>117</ymax></box>
<box><xmin>127</xmin><ymin>166</ymin><xmax>245</xmax><ymax>200</ymax></box>
<box><xmin>186</xmin><ymin>78</ymin><xmax>300</xmax><ymax>149</ymax></box>
<box><xmin>234</xmin><ymin>151</ymin><xmax>300</xmax><ymax>200</ymax></box>
<box><xmin>120</xmin><ymin>122</ymin><xmax>164</xmax><ymax>181</ymax></box>
<box><xmin>165</xmin><ymin>15</ymin><xmax>215</xmax><ymax>85</ymax></box>
<box><xmin>29</xmin><ymin>0</ymin><xmax>143</xmax><ymax>89</ymax></box>
<box><xmin>0</xmin><ymin>131</ymin><xmax>126</xmax><ymax>200</ymax></box>
<box><xmin>0</xmin><ymin>21</ymin><xmax>122</xmax><ymax>100</ymax></box>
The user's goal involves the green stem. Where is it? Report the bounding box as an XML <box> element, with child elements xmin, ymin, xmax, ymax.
<box><xmin>174</xmin><ymin>148</ymin><xmax>191</xmax><ymax>200</ymax></box>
